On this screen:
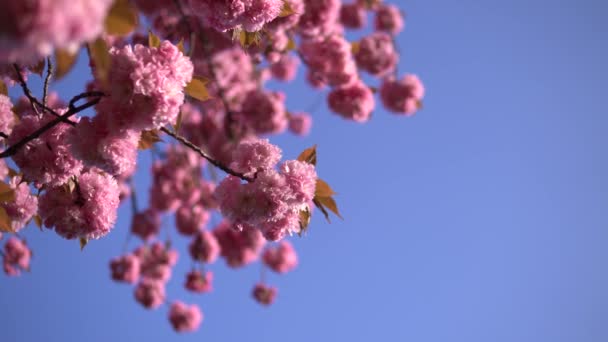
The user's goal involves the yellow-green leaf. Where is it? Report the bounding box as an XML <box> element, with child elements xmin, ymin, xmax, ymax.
<box><xmin>285</xmin><ymin>37</ymin><xmax>297</xmax><ymax>52</ymax></box>
<box><xmin>0</xmin><ymin>79</ymin><xmax>7</xmax><ymax>96</ymax></box>
<box><xmin>315</xmin><ymin>179</ymin><xmax>336</xmax><ymax>197</ymax></box>
<box><xmin>138</xmin><ymin>130</ymin><xmax>162</xmax><ymax>150</ymax></box>
<box><xmin>298</xmin><ymin>207</ymin><xmax>311</xmax><ymax>235</ymax></box>
<box><xmin>54</xmin><ymin>49</ymin><xmax>79</xmax><ymax>80</ymax></box>
<box><xmin>174</xmin><ymin>110</ymin><xmax>185</xmax><ymax>133</ymax></box>
<box><xmin>279</xmin><ymin>0</ymin><xmax>295</xmax><ymax>17</ymax></box>
<box><xmin>297</xmin><ymin>145</ymin><xmax>317</xmax><ymax>166</ymax></box>
<box><xmin>80</xmin><ymin>237</ymin><xmax>88</xmax><ymax>251</ymax></box>
<box><xmin>0</xmin><ymin>207</ymin><xmax>13</xmax><ymax>233</ymax></box>
<box><xmin>7</xmin><ymin>168</ymin><xmax>19</xmax><ymax>178</ymax></box>
<box><xmin>351</xmin><ymin>41</ymin><xmax>360</xmax><ymax>54</ymax></box>
<box><xmin>34</xmin><ymin>215</ymin><xmax>42</xmax><ymax>228</ymax></box>
<box><xmin>185</xmin><ymin>77</ymin><xmax>211</xmax><ymax>102</ymax></box>
<box><xmin>148</xmin><ymin>30</ymin><xmax>161</xmax><ymax>48</ymax></box>
<box><xmin>31</xmin><ymin>59</ymin><xmax>46</xmax><ymax>77</ymax></box>
<box><xmin>88</xmin><ymin>38</ymin><xmax>111</xmax><ymax>86</ymax></box>
<box><xmin>0</xmin><ymin>181</ymin><xmax>15</xmax><ymax>203</ymax></box>
<box><xmin>177</xmin><ymin>38</ymin><xmax>185</xmax><ymax>54</ymax></box>
<box><xmin>238</xmin><ymin>30</ymin><xmax>262</xmax><ymax>48</ymax></box>
<box><xmin>316</xmin><ymin>196</ymin><xmax>342</xmax><ymax>219</ymax></box>
<box><xmin>105</xmin><ymin>0</ymin><xmax>139</xmax><ymax>36</ymax></box>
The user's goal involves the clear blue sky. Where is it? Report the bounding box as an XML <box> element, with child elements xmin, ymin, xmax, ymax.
<box><xmin>2</xmin><ymin>0</ymin><xmax>608</xmax><ymax>341</ymax></box>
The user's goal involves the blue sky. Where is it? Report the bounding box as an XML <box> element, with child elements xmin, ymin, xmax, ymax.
<box><xmin>2</xmin><ymin>0</ymin><xmax>608</xmax><ymax>341</ymax></box>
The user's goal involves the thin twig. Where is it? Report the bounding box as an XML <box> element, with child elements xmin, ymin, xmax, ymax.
<box><xmin>0</xmin><ymin>132</ymin><xmax>7</xmax><ymax>139</ymax></box>
<box><xmin>13</xmin><ymin>64</ymin><xmax>41</xmax><ymax>116</ymax></box>
<box><xmin>42</xmin><ymin>57</ymin><xmax>53</xmax><ymax>107</ymax></box>
<box><xmin>160</xmin><ymin>126</ymin><xmax>253</xmax><ymax>181</ymax></box>
<box><xmin>0</xmin><ymin>95</ymin><xmax>102</xmax><ymax>159</ymax></box>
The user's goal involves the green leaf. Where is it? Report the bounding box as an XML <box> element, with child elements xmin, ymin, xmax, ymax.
<box><xmin>80</xmin><ymin>237</ymin><xmax>88</xmax><ymax>251</ymax></box>
<box><xmin>185</xmin><ymin>77</ymin><xmax>211</xmax><ymax>102</ymax></box>
<box><xmin>105</xmin><ymin>0</ymin><xmax>139</xmax><ymax>36</ymax></box>
<box><xmin>315</xmin><ymin>178</ymin><xmax>336</xmax><ymax>197</ymax></box>
<box><xmin>279</xmin><ymin>0</ymin><xmax>295</xmax><ymax>17</ymax></box>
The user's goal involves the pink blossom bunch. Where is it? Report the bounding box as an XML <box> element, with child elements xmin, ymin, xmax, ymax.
<box><xmin>328</xmin><ymin>80</ymin><xmax>375</xmax><ymax>122</ymax></box>
<box><xmin>168</xmin><ymin>301</ymin><xmax>203</xmax><ymax>333</ymax></box>
<box><xmin>131</xmin><ymin>209</ymin><xmax>162</xmax><ymax>242</ymax></box>
<box><xmin>39</xmin><ymin>170</ymin><xmax>120</xmax><ymax>240</ymax></box>
<box><xmin>355</xmin><ymin>32</ymin><xmax>398</xmax><ymax>76</ymax></box>
<box><xmin>299</xmin><ymin>35</ymin><xmax>358</xmax><ymax>88</ymax></box>
<box><xmin>213</xmin><ymin>221</ymin><xmax>266</xmax><ymax>267</ymax></box>
<box><xmin>188</xmin><ymin>0</ymin><xmax>283</xmax><ymax>32</ymax></box>
<box><xmin>135</xmin><ymin>242</ymin><xmax>179</xmax><ymax>284</ymax></box>
<box><xmin>105</xmin><ymin>41</ymin><xmax>193</xmax><ymax>131</ymax></box>
<box><xmin>297</xmin><ymin>0</ymin><xmax>341</xmax><ymax>37</ymax></box>
<box><xmin>252</xmin><ymin>283</ymin><xmax>277</xmax><ymax>306</ymax></box>
<box><xmin>263</xmin><ymin>241</ymin><xmax>298</xmax><ymax>273</ymax></box>
<box><xmin>375</xmin><ymin>3</ymin><xmax>405</xmax><ymax>35</ymax></box>
<box><xmin>2</xmin><ymin>237</ymin><xmax>31</xmax><ymax>276</ymax></box>
<box><xmin>380</xmin><ymin>74</ymin><xmax>425</xmax><ymax>115</ymax></box>
<box><xmin>8</xmin><ymin>111</ymin><xmax>82</xmax><ymax>186</ymax></box>
<box><xmin>0</xmin><ymin>0</ymin><xmax>113</xmax><ymax>63</ymax></box>
<box><xmin>134</xmin><ymin>277</ymin><xmax>166</xmax><ymax>309</ymax></box>
<box><xmin>69</xmin><ymin>113</ymin><xmax>140</xmax><ymax>176</ymax></box>
<box><xmin>185</xmin><ymin>270</ymin><xmax>214</xmax><ymax>293</ymax></box>
<box><xmin>288</xmin><ymin>112</ymin><xmax>312</xmax><ymax>136</ymax></box>
<box><xmin>270</xmin><ymin>54</ymin><xmax>300</xmax><ymax>82</ymax></box>
<box><xmin>176</xmin><ymin>205</ymin><xmax>210</xmax><ymax>236</ymax></box>
<box><xmin>110</xmin><ymin>254</ymin><xmax>141</xmax><ymax>284</ymax></box>
<box><xmin>0</xmin><ymin>95</ymin><xmax>15</xmax><ymax>135</ymax></box>
<box><xmin>239</xmin><ymin>90</ymin><xmax>288</xmax><ymax>135</ymax></box>
<box><xmin>1</xmin><ymin>176</ymin><xmax>38</xmax><ymax>232</ymax></box>
<box><xmin>340</xmin><ymin>3</ymin><xmax>366</xmax><ymax>29</ymax></box>
<box><xmin>189</xmin><ymin>230</ymin><xmax>221</xmax><ymax>263</ymax></box>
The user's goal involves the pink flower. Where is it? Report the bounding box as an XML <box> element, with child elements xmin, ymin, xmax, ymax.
<box><xmin>240</xmin><ymin>90</ymin><xmax>288</xmax><ymax>134</ymax></box>
<box><xmin>135</xmin><ymin>242</ymin><xmax>178</xmax><ymax>284</ymax></box>
<box><xmin>0</xmin><ymin>0</ymin><xmax>113</xmax><ymax>63</ymax></box>
<box><xmin>340</xmin><ymin>3</ymin><xmax>366</xmax><ymax>29</ymax></box>
<box><xmin>1</xmin><ymin>176</ymin><xmax>38</xmax><ymax>232</ymax></box>
<box><xmin>280</xmin><ymin>160</ymin><xmax>317</xmax><ymax>203</ymax></box>
<box><xmin>110</xmin><ymin>254</ymin><xmax>141</xmax><ymax>284</ymax></box>
<box><xmin>2</xmin><ymin>237</ymin><xmax>31</xmax><ymax>276</ymax></box>
<box><xmin>328</xmin><ymin>80</ymin><xmax>375</xmax><ymax>122</ymax></box>
<box><xmin>298</xmin><ymin>0</ymin><xmax>341</xmax><ymax>37</ymax></box>
<box><xmin>266</xmin><ymin>0</ymin><xmax>304</xmax><ymax>30</ymax></box>
<box><xmin>176</xmin><ymin>205</ymin><xmax>210</xmax><ymax>236</ymax></box>
<box><xmin>189</xmin><ymin>230</ymin><xmax>220</xmax><ymax>264</ymax></box>
<box><xmin>288</xmin><ymin>112</ymin><xmax>312</xmax><ymax>136</ymax></box>
<box><xmin>0</xmin><ymin>160</ymin><xmax>8</xmax><ymax>180</ymax></box>
<box><xmin>230</xmin><ymin>138</ymin><xmax>282</xmax><ymax>178</ymax></box>
<box><xmin>105</xmin><ymin>41</ymin><xmax>193</xmax><ymax>131</ymax></box>
<box><xmin>168</xmin><ymin>301</ymin><xmax>203</xmax><ymax>333</ymax></box>
<box><xmin>8</xmin><ymin>111</ymin><xmax>83</xmax><ymax>186</ymax></box>
<box><xmin>380</xmin><ymin>74</ymin><xmax>425</xmax><ymax>115</ymax></box>
<box><xmin>134</xmin><ymin>278</ymin><xmax>165</xmax><ymax>309</ymax></box>
<box><xmin>258</xmin><ymin>211</ymin><xmax>301</xmax><ymax>241</ymax></box>
<box><xmin>0</xmin><ymin>94</ymin><xmax>15</xmax><ymax>135</ymax></box>
<box><xmin>263</xmin><ymin>241</ymin><xmax>298</xmax><ymax>273</ymax></box>
<box><xmin>39</xmin><ymin>170</ymin><xmax>120</xmax><ymax>240</ymax></box>
<box><xmin>213</xmin><ymin>221</ymin><xmax>265</xmax><ymax>268</ymax></box>
<box><xmin>240</xmin><ymin>0</ymin><xmax>284</xmax><ymax>32</ymax></box>
<box><xmin>131</xmin><ymin>209</ymin><xmax>161</xmax><ymax>242</ymax></box>
<box><xmin>374</xmin><ymin>4</ymin><xmax>404</xmax><ymax>35</ymax></box>
<box><xmin>299</xmin><ymin>35</ymin><xmax>358</xmax><ymax>87</ymax></box>
<box><xmin>189</xmin><ymin>0</ymin><xmax>282</xmax><ymax>32</ymax></box>
<box><xmin>270</xmin><ymin>54</ymin><xmax>300</xmax><ymax>82</ymax></box>
<box><xmin>185</xmin><ymin>270</ymin><xmax>213</xmax><ymax>293</ymax></box>
<box><xmin>69</xmin><ymin>113</ymin><xmax>139</xmax><ymax>176</ymax></box>
<box><xmin>355</xmin><ymin>32</ymin><xmax>398</xmax><ymax>76</ymax></box>
<box><xmin>252</xmin><ymin>283</ymin><xmax>277</xmax><ymax>306</ymax></box>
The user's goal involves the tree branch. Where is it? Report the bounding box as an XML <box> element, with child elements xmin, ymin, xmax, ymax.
<box><xmin>0</xmin><ymin>94</ymin><xmax>102</xmax><ymax>159</ymax></box>
<box><xmin>43</xmin><ymin>57</ymin><xmax>53</xmax><ymax>107</ymax></box>
<box><xmin>160</xmin><ymin>126</ymin><xmax>253</xmax><ymax>182</ymax></box>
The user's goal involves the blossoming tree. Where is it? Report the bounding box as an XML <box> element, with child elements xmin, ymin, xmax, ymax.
<box><xmin>0</xmin><ymin>0</ymin><xmax>424</xmax><ymax>333</ymax></box>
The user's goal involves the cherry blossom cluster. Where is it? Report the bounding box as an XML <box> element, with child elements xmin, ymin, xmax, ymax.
<box><xmin>0</xmin><ymin>0</ymin><xmax>424</xmax><ymax>334</ymax></box>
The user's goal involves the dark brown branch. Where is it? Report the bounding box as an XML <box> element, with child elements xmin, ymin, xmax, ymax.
<box><xmin>0</xmin><ymin>95</ymin><xmax>102</xmax><ymax>159</ymax></box>
<box><xmin>42</xmin><ymin>57</ymin><xmax>53</xmax><ymax>107</ymax></box>
<box><xmin>13</xmin><ymin>64</ymin><xmax>41</xmax><ymax>116</ymax></box>
<box><xmin>160</xmin><ymin>126</ymin><xmax>253</xmax><ymax>182</ymax></box>
<box><xmin>0</xmin><ymin>132</ymin><xmax>7</xmax><ymax>139</ymax></box>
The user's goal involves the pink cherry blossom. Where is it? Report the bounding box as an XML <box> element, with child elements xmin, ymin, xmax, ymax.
<box><xmin>189</xmin><ymin>230</ymin><xmax>220</xmax><ymax>263</ymax></box>
<box><xmin>110</xmin><ymin>254</ymin><xmax>141</xmax><ymax>284</ymax></box>
<box><xmin>288</xmin><ymin>112</ymin><xmax>312</xmax><ymax>136</ymax></box>
<box><xmin>252</xmin><ymin>283</ymin><xmax>277</xmax><ymax>306</ymax></box>
<box><xmin>374</xmin><ymin>4</ymin><xmax>404</xmax><ymax>35</ymax></box>
<box><xmin>0</xmin><ymin>94</ymin><xmax>15</xmax><ymax>135</ymax></box>
<box><xmin>355</xmin><ymin>32</ymin><xmax>398</xmax><ymax>76</ymax></box>
<box><xmin>328</xmin><ymin>80</ymin><xmax>375</xmax><ymax>122</ymax></box>
<box><xmin>131</xmin><ymin>209</ymin><xmax>161</xmax><ymax>242</ymax></box>
<box><xmin>185</xmin><ymin>270</ymin><xmax>214</xmax><ymax>293</ymax></box>
<box><xmin>168</xmin><ymin>301</ymin><xmax>203</xmax><ymax>333</ymax></box>
<box><xmin>134</xmin><ymin>278</ymin><xmax>166</xmax><ymax>309</ymax></box>
<box><xmin>380</xmin><ymin>74</ymin><xmax>425</xmax><ymax>115</ymax></box>
<box><xmin>2</xmin><ymin>237</ymin><xmax>31</xmax><ymax>276</ymax></box>
<box><xmin>1</xmin><ymin>176</ymin><xmax>38</xmax><ymax>232</ymax></box>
